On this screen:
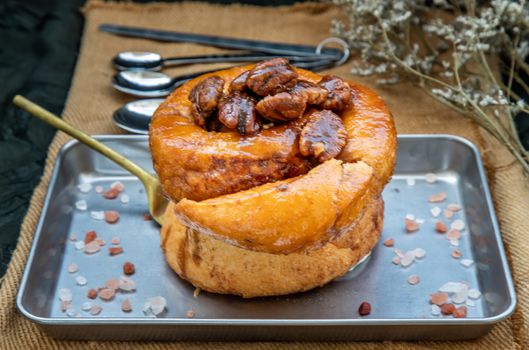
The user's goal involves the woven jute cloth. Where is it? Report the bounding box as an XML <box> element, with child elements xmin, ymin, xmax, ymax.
<box><xmin>1</xmin><ymin>1</ymin><xmax>528</xmax><ymax>348</ymax></box>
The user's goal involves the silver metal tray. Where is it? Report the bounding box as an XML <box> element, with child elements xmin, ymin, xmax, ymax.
<box><xmin>17</xmin><ymin>135</ymin><xmax>516</xmax><ymax>341</ymax></box>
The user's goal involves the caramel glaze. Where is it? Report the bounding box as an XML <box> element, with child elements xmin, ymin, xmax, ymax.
<box><xmin>151</xmin><ymin>64</ymin><xmax>397</xmax><ymax>254</ymax></box>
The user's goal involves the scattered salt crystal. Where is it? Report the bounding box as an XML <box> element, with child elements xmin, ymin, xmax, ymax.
<box><xmin>75</xmin><ymin>200</ymin><xmax>87</xmax><ymax>211</ymax></box>
<box><xmin>466</xmin><ymin>299</ymin><xmax>476</xmax><ymax>307</ymax></box>
<box><xmin>447</xmin><ymin>203</ymin><xmax>462</xmax><ymax>212</ymax></box>
<box><xmin>90</xmin><ymin>305</ymin><xmax>102</xmax><ymax>315</ymax></box>
<box><xmin>452</xmin><ymin>288</ymin><xmax>469</xmax><ymax>304</ymax></box>
<box><xmin>449</xmin><ymin>239</ymin><xmax>460</xmax><ymax>247</ymax></box>
<box><xmin>66</xmin><ymin>308</ymin><xmax>80</xmax><ymax>318</ymax></box>
<box><xmin>405</xmin><ymin>218</ymin><xmax>420</xmax><ymax>233</ymax></box>
<box><xmin>95</xmin><ymin>185</ymin><xmax>104</xmax><ymax>193</ymax></box>
<box><xmin>67</xmin><ymin>263</ymin><xmax>79</xmax><ymax>273</ymax></box>
<box><xmin>413</xmin><ymin>248</ymin><xmax>426</xmax><ymax>259</ymax></box>
<box><xmin>406</xmin><ymin>178</ymin><xmax>416</xmax><ymax>186</ymax></box>
<box><xmin>405</xmin><ymin>214</ymin><xmax>415</xmax><ymax>220</ymax></box>
<box><xmin>468</xmin><ymin>289</ymin><xmax>481</xmax><ymax>300</ymax></box>
<box><xmin>99</xmin><ymin>288</ymin><xmax>115</xmax><ymax>301</ymax></box>
<box><xmin>440</xmin><ymin>282</ymin><xmax>467</xmax><ymax>294</ymax></box>
<box><xmin>119</xmin><ymin>276</ymin><xmax>136</xmax><ymax>292</ymax></box>
<box><xmin>425</xmin><ymin>173</ymin><xmax>437</xmax><ymax>183</ymax></box>
<box><xmin>69</xmin><ymin>234</ymin><xmax>77</xmax><ymax>241</ymax></box>
<box><xmin>77</xmin><ymin>183</ymin><xmax>92</xmax><ymax>193</ymax></box>
<box><xmin>106</xmin><ymin>279</ymin><xmax>120</xmax><ymax>291</ymax></box>
<box><xmin>461</xmin><ymin>259</ymin><xmax>474</xmax><ymax>268</ymax></box>
<box><xmin>443</xmin><ymin>209</ymin><xmax>454</xmax><ymax>219</ymax></box>
<box><xmin>400</xmin><ymin>251</ymin><xmax>415</xmax><ymax>267</ymax></box>
<box><xmin>430</xmin><ymin>207</ymin><xmax>441</xmax><ymax>217</ymax></box>
<box><xmin>75</xmin><ymin>275</ymin><xmax>87</xmax><ymax>286</ymax></box>
<box><xmin>61</xmin><ymin>300</ymin><xmax>71</xmax><ymax>312</ymax></box>
<box><xmin>122</xmin><ymin>299</ymin><xmax>132</xmax><ymax>312</ymax></box>
<box><xmin>95</xmin><ymin>238</ymin><xmax>106</xmax><ymax>247</ymax></box>
<box><xmin>391</xmin><ymin>256</ymin><xmax>401</xmax><ymax>265</ymax></box>
<box><xmin>407</xmin><ymin>274</ymin><xmax>420</xmax><ymax>285</ymax></box>
<box><xmin>451</xmin><ymin>250</ymin><xmax>462</xmax><ymax>259</ymax></box>
<box><xmin>82</xmin><ymin>301</ymin><xmax>94</xmax><ymax>311</ymax></box>
<box><xmin>383</xmin><ymin>238</ymin><xmax>394</xmax><ymax>247</ymax></box>
<box><xmin>84</xmin><ymin>241</ymin><xmax>101</xmax><ymax>254</ymax></box>
<box><xmin>74</xmin><ymin>241</ymin><xmax>85</xmax><ymax>250</ymax></box>
<box><xmin>428</xmin><ymin>192</ymin><xmax>447</xmax><ymax>203</ymax></box>
<box><xmin>431</xmin><ymin>304</ymin><xmax>441</xmax><ymax>316</ymax></box>
<box><xmin>111</xmin><ymin>181</ymin><xmax>125</xmax><ymax>192</ymax></box>
<box><xmin>430</xmin><ymin>292</ymin><xmax>448</xmax><ymax>306</ymax></box>
<box><xmin>120</xmin><ymin>194</ymin><xmax>130</xmax><ymax>204</ymax></box>
<box><xmin>451</xmin><ymin>219</ymin><xmax>465</xmax><ymax>231</ymax></box>
<box><xmin>58</xmin><ymin>288</ymin><xmax>72</xmax><ymax>302</ymax></box>
<box><xmin>186</xmin><ymin>310</ymin><xmax>195</xmax><ymax>318</ymax></box>
<box><xmin>446</xmin><ymin>229</ymin><xmax>461</xmax><ymax>241</ymax></box>
<box><xmin>90</xmin><ymin>211</ymin><xmax>105</xmax><ymax>221</ymax></box>
<box><xmin>111</xmin><ymin>236</ymin><xmax>120</xmax><ymax>245</ymax></box>
<box><xmin>147</xmin><ymin>296</ymin><xmax>167</xmax><ymax>316</ymax></box>
<box><xmin>394</xmin><ymin>249</ymin><xmax>405</xmax><ymax>258</ymax></box>
<box><xmin>415</xmin><ymin>218</ymin><xmax>425</xmax><ymax>224</ymax></box>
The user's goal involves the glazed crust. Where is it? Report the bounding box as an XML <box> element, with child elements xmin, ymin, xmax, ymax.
<box><xmin>161</xmin><ymin>198</ymin><xmax>383</xmax><ymax>298</ymax></box>
<box><xmin>149</xmin><ymin>65</ymin><xmax>396</xmax><ymax>203</ymax></box>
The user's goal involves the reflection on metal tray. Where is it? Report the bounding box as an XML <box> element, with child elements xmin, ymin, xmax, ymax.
<box><xmin>16</xmin><ymin>135</ymin><xmax>516</xmax><ymax>341</ymax></box>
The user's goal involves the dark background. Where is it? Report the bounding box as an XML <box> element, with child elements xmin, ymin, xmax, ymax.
<box><xmin>0</xmin><ymin>0</ymin><xmax>527</xmax><ymax>278</ymax></box>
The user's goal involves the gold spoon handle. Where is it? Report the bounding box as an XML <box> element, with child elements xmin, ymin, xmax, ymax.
<box><xmin>12</xmin><ymin>95</ymin><xmax>156</xmax><ymax>185</ymax></box>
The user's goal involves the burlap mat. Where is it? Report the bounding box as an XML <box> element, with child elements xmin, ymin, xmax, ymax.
<box><xmin>1</xmin><ymin>1</ymin><xmax>527</xmax><ymax>348</ymax></box>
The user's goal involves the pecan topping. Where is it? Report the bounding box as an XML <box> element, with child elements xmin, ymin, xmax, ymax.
<box><xmin>290</xmin><ymin>80</ymin><xmax>329</xmax><ymax>105</ymax></box>
<box><xmin>299</xmin><ymin>110</ymin><xmax>347</xmax><ymax>162</ymax></box>
<box><xmin>247</xmin><ymin>58</ymin><xmax>298</xmax><ymax>96</ymax></box>
<box><xmin>189</xmin><ymin>76</ymin><xmax>225</xmax><ymax>126</ymax></box>
<box><xmin>230</xmin><ymin>71</ymin><xmax>250</xmax><ymax>92</ymax></box>
<box><xmin>256</xmin><ymin>92</ymin><xmax>306</xmax><ymax>122</ymax></box>
<box><xmin>218</xmin><ymin>91</ymin><xmax>260</xmax><ymax>135</ymax></box>
<box><xmin>318</xmin><ymin>75</ymin><xmax>352</xmax><ymax>111</ymax></box>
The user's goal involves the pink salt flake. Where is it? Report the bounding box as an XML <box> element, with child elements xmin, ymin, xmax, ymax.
<box><xmin>405</xmin><ymin>218</ymin><xmax>420</xmax><ymax>233</ymax></box>
<box><xmin>428</xmin><ymin>192</ymin><xmax>447</xmax><ymax>203</ymax></box>
<box><xmin>446</xmin><ymin>229</ymin><xmax>461</xmax><ymax>241</ymax></box>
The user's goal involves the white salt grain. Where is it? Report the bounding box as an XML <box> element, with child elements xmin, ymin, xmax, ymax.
<box><xmin>58</xmin><ymin>288</ymin><xmax>72</xmax><ymax>302</ymax></box>
<box><xmin>425</xmin><ymin>173</ymin><xmax>437</xmax><ymax>183</ymax></box>
<box><xmin>82</xmin><ymin>301</ymin><xmax>94</xmax><ymax>311</ymax></box>
<box><xmin>407</xmin><ymin>274</ymin><xmax>420</xmax><ymax>285</ymax></box>
<box><xmin>67</xmin><ymin>263</ymin><xmax>78</xmax><ymax>273</ymax></box>
<box><xmin>143</xmin><ymin>296</ymin><xmax>167</xmax><ymax>316</ymax></box>
<box><xmin>95</xmin><ymin>185</ymin><xmax>104</xmax><ymax>193</ymax></box>
<box><xmin>468</xmin><ymin>289</ymin><xmax>482</xmax><ymax>300</ymax></box>
<box><xmin>461</xmin><ymin>259</ymin><xmax>474</xmax><ymax>268</ymax></box>
<box><xmin>466</xmin><ymin>299</ymin><xmax>476</xmax><ymax>307</ymax></box>
<box><xmin>451</xmin><ymin>219</ymin><xmax>465</xmax><ymax>231</ymax></box>
<box><xmin>406</xmin><ymin>178</ymin><xmax>416</xmax><ymax>186</ymax></box>
<box><xmin>394</xmin><ymin>249</ymin><xmax>405</xmax><ymax>258</ymax></box>
<box><xmin>416</xmin><ymin>218</ymin><xmax>425</xmax><ymax>224</ymax></box>
<box><xmin>119</xmin><ymin>276</ymin><xmax>136</xmax><ymax>292</ymax></box>
<box><xmin>452</xmin><ymin>289</ymin><xmax>469</xmax><ymax>304</ymax></box>
<box><xmin>66</xmin><ymin>308</ymin><xmax>80</xmax><ymax>318</ymax></box>
<box><xmin>120</xmin><ymin>194</ymin><xmax>130</xmax><ymax>204</ymax></box>
<box><xmin>83</xmin><ymin>241</ymin><xmax>101</xmax><ymax>254</ymax></box>
<box><xmin>90</xmin><ymin>211</ymin><xmax>105</xmax><ymax>221</ymax></box>
<box><xmin>74</xmin><ymin>241</ymin><xmax>85</xmax><ymax>250</ymax></box>
<box><xmin>430</xmin><ymin>207</ymin><xmax>441</xmax><ymax>217</ymax></box>
<box><xmin>76</xmin><ymin>275</ymin><xmax>87</xmax><ymax>286</ymax></box>
<box><xmin>431</xmin><ymin>304</ymin><xmax>441</xmax><ymax>316</ymax></box>
<box><xmin>391</xmin><ymin>256</ymin><xmax>401</xmax><ymax>265</ymax></box>
<box><xmin>400</xmin><ymin>251</ymin><xmax>415</xmax><ymax>267</ymax></box>
<box><xmin>75</xmin><ymin>200</ymin><xmax>87</xmax><ymax>211</ymax></box>
<box><xmin>449</xmin><ymin>239</ymin><xmax>460</xmax><ymax>247</ymax></box>
<box><xmin>405</xmin><ymin>214</ymin><xmax>415</xmax><ymax>221</ymax></box>
<box><xmin>413</xmin><ymin>248</ymin><xmax>426</xmax><ymax>259</ymax></box>
<box><xmin>439</xmin><ymin>282</ymin><xmax>467</xmax><ymax>294</ymax></box>
<box><xmin>77</xmin><ymin>183</ymin><xmax>92</xmax><ymax>193</ymax></box>
<box><xmin>90</xmin><ymin>305</ymin><xmax>102</xmax><ymax>315</ymax></box>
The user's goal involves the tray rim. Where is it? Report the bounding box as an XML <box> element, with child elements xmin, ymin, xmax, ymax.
<box><xmin>16</xmin><ymin>133</ymin><xmax>517</xmax><ymax>327</ymax></box>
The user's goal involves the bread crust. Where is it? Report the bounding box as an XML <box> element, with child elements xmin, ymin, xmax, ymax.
<box><xmin>161</xmin><ymin>198</ymin><xmax>383</xmax><ymax>298</ymax></box>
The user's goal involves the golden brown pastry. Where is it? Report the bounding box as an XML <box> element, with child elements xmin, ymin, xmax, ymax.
<box><xmin>149</xmin><ymin>59</ymin><xmax>397</xmax><ymax>297</ymax></box>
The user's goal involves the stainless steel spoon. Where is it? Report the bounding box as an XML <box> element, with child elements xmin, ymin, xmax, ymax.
<box><xmin>113</xmin><ymin>98</ymin><xmax>164</xmax><ymax>134</ymax></box>
<box><xmin>113</xmin><ymin>51</ymin><xmax>331</xmax><ymax>71</ymax></box>
<box><xmin>112</xmin><ymin>60</ymin><xmax>336</xmax><ymax>98</ymax></box>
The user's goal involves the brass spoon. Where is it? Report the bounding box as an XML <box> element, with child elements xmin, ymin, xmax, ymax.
<box><xmin>12</xmin><ymin>95</ymin><xmax>167</xmax><ymax>225</ymax></box>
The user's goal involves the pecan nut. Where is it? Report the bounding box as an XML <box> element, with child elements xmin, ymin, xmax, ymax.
<box><xmin>290</xmin><ymin>80</ymin><xmax>329</xmax><ymax>105</ymax></box>
<box><xmin>247</xmin><ymin>58</ymin><xmax>298</xmax><ymax>96</ymax></box>
<box><xmin>230</xmin><ymin>71</ymin><xmax>250</xmax><ymax>92</ymax></box>
<box><xmin>299</xmin><ymin>110</ymin><xmax>347</xmax><ymax>162</ymax></box>
<box><xmin>218</xmin><ymin>91</ymin><xmax>260</xmax><ymax>135</ymax></box>
<box><xmin>318</xmin><ymin>75</ymin><xmax>352</xmax><ymax>111</ymax></box>
<box><xmin>189</xmin><ymin>76</ymin><xmax>225</xmax><ymax>126</ymax></box>
<box><xmin>256</xmin><ymin>92</ymin><xmax>306</xmax><ymax>122</ymax></box>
